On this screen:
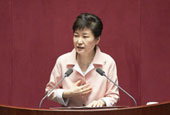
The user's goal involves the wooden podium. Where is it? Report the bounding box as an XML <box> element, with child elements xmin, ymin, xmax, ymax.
<box><xmin>0</xmin><ymin>101</ymin><xmax>170</xmax><ymax>115</ymax></box>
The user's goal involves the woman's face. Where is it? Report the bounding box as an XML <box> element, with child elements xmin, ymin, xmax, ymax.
<box><xmin>73</xmin><ymin>28</ymin><xmax>100</xmax><ymax>56</ymax></box>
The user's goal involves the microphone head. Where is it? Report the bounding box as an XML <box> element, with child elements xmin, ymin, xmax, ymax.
<box><xmin>65</xmin><ymin>68</ymin><xmax>73</xmax><ymax>77</ymax></box>
<box><xmin>96</xmin><ymin>68</ymin><xmax>105</xmax><ymax>76</ymax></box>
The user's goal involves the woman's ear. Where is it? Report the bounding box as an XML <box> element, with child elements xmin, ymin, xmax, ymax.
<box><xmin>96</xmin><ymin>37</ymin><xmax>100</xmax><ymax>45</ymax></box>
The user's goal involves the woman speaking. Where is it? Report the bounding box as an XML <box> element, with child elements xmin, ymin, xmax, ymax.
<box><xmin>45</xmin><ymin>13</ymin><xmax>119</xmax><ymax>107</ymax></box>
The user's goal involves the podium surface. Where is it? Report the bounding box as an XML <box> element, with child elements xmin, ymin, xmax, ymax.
<box><xmin>0</xmin><ymin>101</ymin><xmax>170</xmax><ymax>115</ymax></box>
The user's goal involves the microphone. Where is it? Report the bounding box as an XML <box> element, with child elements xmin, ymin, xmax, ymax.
<box><xmin>39</xmin><ymin>68</ymin><xmax>73</xmax><ymax>108</ymax></box>
<box><xmin>96</xmin><ymin>68</ymin><xmax>137</xmax><ymax>106</ymax></box>
<box><xmin>64</xmin><ymin>69</ymin><xmax>73</xmax><ymax>76</ymax></box>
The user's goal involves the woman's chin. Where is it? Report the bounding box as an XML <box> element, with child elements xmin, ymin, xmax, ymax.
<box><xmin>76</xmin><ymin>49</ymin><xmax>85</xmax><ymax>55</ymax></box>
<box><xmin>77</xmin><ymin>51</ymin><xmax>84</xmax><ymax>55</ymax></box>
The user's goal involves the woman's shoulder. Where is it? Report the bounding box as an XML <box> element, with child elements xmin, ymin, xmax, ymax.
<box><xmin>59</xmin><ymin>51</ymin><xmax>72</xmax><ymax>58</ymax></box>
<box><xmin>57</xmin><ymin>51</ymin><xmax>72</xmax><ymax>61</ymax></box>
<box><xmin>100</xmin><ymin>51</ymin><xmax>116</xmax><ymax>64</ymax></box>
<box><xmin>98</xmin><ymin>48</ymin><xmax>114</xmax><ymax>59</ymax></box>
<box><xmin>56</xmin><ymin>50</ymin><xmax>76</xmax><ymax>64</ymax></box>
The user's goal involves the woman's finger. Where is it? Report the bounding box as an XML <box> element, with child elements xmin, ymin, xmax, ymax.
<box><xmin>74</xmin><ymin>80</ymin><xmax>82</xmax><ymax>86</ymax></box>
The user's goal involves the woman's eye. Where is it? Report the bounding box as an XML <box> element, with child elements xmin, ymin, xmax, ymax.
<box><xmin>74</xmin><ymin>34</ymin><xmax>79</xmax><ymax>37</ymax></box>
<box><xmin>83</xmin><ymin>36</ymin><xmax>89</xmax><ymax>38</ymax></box>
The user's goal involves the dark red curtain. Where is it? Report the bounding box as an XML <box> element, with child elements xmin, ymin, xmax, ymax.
<box><xmin>0</xmin><ymin>0</ymin><xmax>170</xmax><ymax>108</ymax></box>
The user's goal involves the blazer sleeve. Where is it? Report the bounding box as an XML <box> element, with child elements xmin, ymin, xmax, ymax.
<box><xmin>45</xmin><ymin>58</ymin><xmax>69</xmax><ymax>106</ymax></box>
<box><xmin>102</xmin><ymin>60</ymin><xmax>120</xmax><ymax>106</ymax></box>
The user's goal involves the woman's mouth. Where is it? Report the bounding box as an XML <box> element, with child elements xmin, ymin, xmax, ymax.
<box><xmin>77</xmin><ymin>46</ymin><xmax>84</xmax><ymax>49</ymax></box>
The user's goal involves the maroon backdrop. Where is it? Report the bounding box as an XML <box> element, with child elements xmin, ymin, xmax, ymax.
<box><xmin>0</xmin><ymin>0</ymin><xmax>170</xmax><ymax>108</ymax></box>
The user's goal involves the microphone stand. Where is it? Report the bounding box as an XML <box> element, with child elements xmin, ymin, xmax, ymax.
<box><xmin>39</xmin><ymin>76</ymin><xmax>66</xmax><ymax>108</ymax></box>
<box><xmin>96</xmin><ymin>68</ymin><xmax>137</xmax><ymax>106</ymax></box>
<box><xmin>39</xmin><ymin>69</ymin><xmax>73</xmax><ymax>108</ymax></box>
<box><xmin>103</xmin><ymin>75</ymin><xmax>137</xmax><ymax>106</ymax></box>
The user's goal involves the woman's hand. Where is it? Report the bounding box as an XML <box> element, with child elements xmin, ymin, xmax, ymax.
<box><xmin>86</xmin><ymin>99</ymin><xmax>106</xmax><ymax>107</ymax></box>
<box><xmin>63</xmin><ymin>80</ymin><xmax>92</xmax><ymax>98</ymax></box>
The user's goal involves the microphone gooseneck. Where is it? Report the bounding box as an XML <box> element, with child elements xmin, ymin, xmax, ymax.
<box><xmin>96</xmin><ymin>68</ymin><xmax>137</xmax><ymax>106</ymax></box>
<box><xmin>39</xmin><ymin>68</ymin><xmax>73</xmax><ymax>108</ymax></box>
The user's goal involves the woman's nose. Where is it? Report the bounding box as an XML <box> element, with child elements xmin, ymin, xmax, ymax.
<box><xmin>77</xmin><ymin>37</ymin><xmax>83</xmax><ymax>44</ymax></box>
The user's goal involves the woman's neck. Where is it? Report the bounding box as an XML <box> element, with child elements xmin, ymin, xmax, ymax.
<box><xmin>77</xmin><ymin>51</ymin><xmax>95</xmax><ymax>72</ymax></box>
